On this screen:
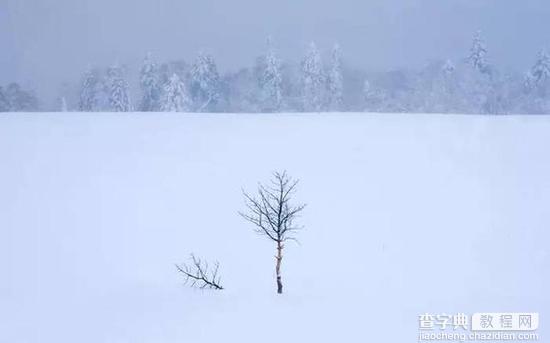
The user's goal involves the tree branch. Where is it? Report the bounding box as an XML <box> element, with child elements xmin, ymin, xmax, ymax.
<box><xmin>175</xmin><ymin>254</ymin><xmax>224</xmax><ymax>290</ymax></box>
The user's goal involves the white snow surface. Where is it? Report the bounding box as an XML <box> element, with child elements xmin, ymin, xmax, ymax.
<box><xmin>0</xmin><ymin>112</ymin><xmax>548</xmax><ymax>342</ymax></box>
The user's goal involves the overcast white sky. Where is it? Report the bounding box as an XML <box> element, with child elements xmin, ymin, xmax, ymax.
<box><xmin>2</xmin><ymin>0</ymin><xmax>550</xmax><ymax>100</ymax></box>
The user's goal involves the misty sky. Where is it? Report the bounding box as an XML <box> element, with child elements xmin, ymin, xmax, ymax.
<box><xmin>2</xmin><ymin>0</ymin><xmax>550</xmax><ymax>102</ymax></box>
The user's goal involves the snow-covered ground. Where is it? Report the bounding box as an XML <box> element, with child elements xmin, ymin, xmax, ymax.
<box><xmin>0</xmin><ymin>113</ymin><xmax>548</xmax><ymax>343</ymax></box>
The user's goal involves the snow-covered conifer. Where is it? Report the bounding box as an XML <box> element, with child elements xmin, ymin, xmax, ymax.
<box><xmin>0</xmin><ymin>87</ymin><xmax>9</xmax><ymax>112</ymax></box>
<box><xmin>261</xmin><ymin>38</ymin><xmax>283</xmax><ymax>112</ymax></box>
<box><xmin>140</xmin><ymin>53</ymin><xmax>161</xmax><ymax>111</ymax></box>
<box><xmin>526</xmin><ymin>49</ymin><xmax>550</xmax><ymax>90</ymax></box>
<box><xmin>301</xmin><ymin>42</ymin><xmax>324</xmax><ymax>112</ymax></box>
<box><xmin>327</xmin><ymin>44</ymin><xmax>344</xmax><ymax>111</ymax></box>
<box><xmin>107</xmin><ymin>65</ymin><xmax>132</xmax><ymax>112</ymax></box>
<box><xmin>5</xmin><ymin>83</ymin><xmax>38</xmax><ymax>112</ymax></box>
<box><xmin>468</xmin><ymin>31</ymin><xmax>489</xmax><ymax>74</ymax></box>
<box><xmin>60</xmin><ymin>97</ymin><xmax>68</xmax><ymax>112</ymax></box>
<box><xmin>363</xmin><ymin>79</ymin><xmax>387</xmax><ymax>112</ymax></box>
<box><xmin>78</xmin><ymin>68</ymin><xmax>99</xmax><ymax>111</ymax></box>
<box><xmin>190</xmin><ymin>52</ymin><xmax>220</xmax><ymax>112</ymax></box>
<box><xmin>161</xmin><ymin>73</ymin><xmax>191</xmax><ymax>112</ymax></box>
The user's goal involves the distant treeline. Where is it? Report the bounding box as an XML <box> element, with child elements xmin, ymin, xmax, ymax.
<box><xmin>0</xmin><ymin>83</ymin><xmax>39</xmax><ymax>112</ymax></box>
<box><xmin>3</xmin><ymin>31</ymin><xmax>550</xmax><ymax>114</ymax></box>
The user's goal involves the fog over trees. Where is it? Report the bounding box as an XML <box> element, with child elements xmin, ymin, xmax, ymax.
<box><xmin>4</xmin><ymin>32</ymin><xmax>550</xmax><ymax>114</ymax></box>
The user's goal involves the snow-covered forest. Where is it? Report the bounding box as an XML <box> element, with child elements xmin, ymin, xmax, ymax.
<box><xmin>3</xmin><ymin>31</ymin><xmax>550</xmax><ymax>114</ymax></box>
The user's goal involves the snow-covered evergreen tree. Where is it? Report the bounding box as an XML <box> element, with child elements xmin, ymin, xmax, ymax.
<box><xmin>301</xmin><ymin>42</ymin><xmax>324</xmax><ymax>112</ymax></box>
<box><xmin>59</xmin><ymin>97</ymin><xmax>68</xmax><ymax>112</ymax></box>
<box><xmin>468</xmin><ymin>31</ymin><xmax>489</xmax><ymax>74</ymax></box>
<box><xmin>190</xmin><ymin>52</ymin><xmax>220</xmax><ymax>112</ymax></box>
<box><xmin>437</xmin><ymin>59</ymin><xmax>464</xmax><ymax>112</ymax></box>
<box><xmin>327</xmin><ymin>44</ymin><xmax>344</xmax><ymax>111</ymax></box>
<box><xmin>160</xmin><ymin>73</ymin><xmax>191</xmax><ymax>112</ymax></box>
<box><xmin>78</xmin><ymin>68</ymin><xmax>99</xmax><ymax>111</ymax></box>
<box><xmin>260</xmin><ymin>38</ymin><xmax>283</xmax><ymax>112</ymax></box>
<box><xmin>107</xmin><ymin>65</ymin><xmax>132</xmax><ymax>112</ymax></box>
<box><xmin>521</xmin><ymin>49</ymin><xmax>550</xmax><ymax>113</ymax></box>
<box><xmin>464</xmin><ymin>32</ymin><xmax>500</xmax><ymax>113</ymax></box>
<box><xmin>5</xmin><ymin>83</ymin><xmax>38</xmax><ymax>112</ymax></box>
<box><xmin>439</xmin><ymin>59</ymin><xmax>458</xmax><ymax>99</ymax></box>
<box><xmin>140</xmin><ymin>53</ymin><xmax>161</xmax><ymax>111</ymax></box>
<box><xmin>363</xmin><ymin>79</ymin><xmax>387</xmax><ymax>112</ymax></box>
<box><xmin>525</xmin><ymin>49</ymin><xmax>550</xmax><ymax>91</ymax></box>
<box><xmin>0</xmin><ymin>87</ymin><xmax>9</xmax><ymax>112</ymax></box>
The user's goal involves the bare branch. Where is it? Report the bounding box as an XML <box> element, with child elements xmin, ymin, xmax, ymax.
<box><xmin>175</xmin><ymin>254</ymin><xmax>224</xmax><ymax>290</ymax></box>
<box><xmin>240</xmin><ymin>171</ymin><xmax>306</xmax><ymax>243</ymax></box>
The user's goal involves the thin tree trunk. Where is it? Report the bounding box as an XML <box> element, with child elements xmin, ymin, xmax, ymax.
<box><xmin>275</xmin><ymin>240</ymin><xmax>283</xmax><ymax>294</ymax></box>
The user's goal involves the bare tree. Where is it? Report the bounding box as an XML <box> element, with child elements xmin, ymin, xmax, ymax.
<box><xmin>175</xmin><ymin>254</ymin><xmax>223</xmax><ymax>290</ymax></box>
<box><xmin>240</xmin><ymin>171</ymin><xmax>306</xmax><ymax>294</ymax></box>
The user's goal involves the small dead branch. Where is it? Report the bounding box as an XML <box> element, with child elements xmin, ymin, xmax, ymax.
<box><xmin>175</xmin><ymin>254</ymin><xmax>224</xmax><ymax>290</ymax></box>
